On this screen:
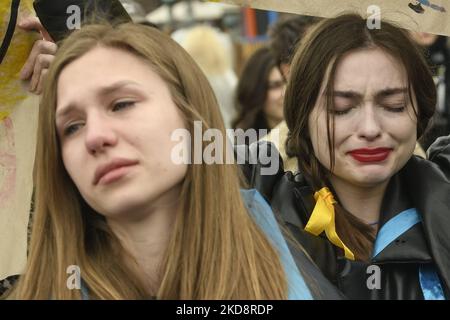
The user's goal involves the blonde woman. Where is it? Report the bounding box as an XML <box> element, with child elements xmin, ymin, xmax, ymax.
<box><xmin>5</xmin><ymin>23</ymin><xmax>341</xmax><ymax>299</ymax></box>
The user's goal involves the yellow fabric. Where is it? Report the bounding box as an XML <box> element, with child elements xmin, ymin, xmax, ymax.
<box><xmin>0</xmin><ymin>111</ymin><xmax>10</xmax><ymax>121</ymax></box>
<box><xmin>0</xmin><ymin>0</ymin><xmax>36</xmax><ymax>118</ymax></box>
<box><xmin>305</xmin><ymin>187</ymin><xmax>355</xmax><ymax>260</ymax></box>
<box><xmin>414</xmin><ymin>142</ymin><xmax>427</xmax><ymax>158</ymax></box>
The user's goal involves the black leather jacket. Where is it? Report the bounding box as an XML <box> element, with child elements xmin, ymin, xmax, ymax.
<box><xmin>241</xmin><ymin>136</ymin><xmax>450</xmax><ymax>300</ymax></box>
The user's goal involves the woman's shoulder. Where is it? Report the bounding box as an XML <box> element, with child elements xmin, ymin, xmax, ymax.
<box><xmin>240</xmin><ymin>188</ymin><xmax>344</xmax><ymax>300</ymax></box>
<box><xmin>404</xmin><ymin>135</ymin><xmax>450</xmax><ymax>183</ymax></box>
<box><xmin>241</xmin><ymin>140</ymin><xmax>309</xmax><ymax>196</ymax></box>
<box><xmin>426</xmin><ymin>134</ymin><xmax>450</xmax><ymax>175</ymax></box>
<box><xmin>240</xmin><ymin>141</ymin><xmax>313</xmax><ymax>225</ymax></box>
<box><xmin>399</xmin><ymin>136</ymin><xmax>450</xmax><ymax>291</ymax></box>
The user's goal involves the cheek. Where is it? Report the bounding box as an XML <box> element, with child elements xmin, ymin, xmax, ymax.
<box><xmin>137</xmin><ymin>114</ymin><xmax>187</xmax><ymax>174</ymax></box>
<box><xmin>171</xmin><ymin>162</ymin><xmax>188</xmax><ymax>186</ymax></box>
<box><xmin>387</xmin><ymin>112</ymin><xmax>417</xmax><ymax>145</ymax></box>
<box><xmin>61</xmin><ymin>145</ymin><xmax>85</xmax><ymax>190</ymax></box>
<box><xmin>308</xmin><ymin>112</ymin><xmax>332</xmax><ymax>169</ymax></box>
<box><xmin>393</xmin><ymin>119</ymin><xmax>418</xmax><ymax>158</ymax></box>
<box><xmin>140</xmin><ymin>132</ymin><xmax>188</xmax><ymax>192</ymax></box>
<box><xmin>400</xmin><ymin>120</ymin><xmax>417</xmax><ymax>141</ymax></box>
<box><xmin>268</xmin><ymin>90</ymin><xmax>277</xmax><ymax>102</ymax></box>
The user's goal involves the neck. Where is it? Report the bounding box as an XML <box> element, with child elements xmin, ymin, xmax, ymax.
<box><xmin>329</xmin><ymin>175</ymin><xmax>388</xmax><ymax>227</ymax></box>
<box><xmin>107</xmin><ymin>185</ymin><xmax>181</xmax><ymax>295</ymax></box>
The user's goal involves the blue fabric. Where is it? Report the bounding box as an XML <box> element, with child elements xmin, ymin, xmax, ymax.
<box><xmin>372</xmin><ymin>208</ymin><xmax>446</xmax><ymax>300</ymax></box>
<box><xmin>80</xmin><ymin>280</ymin><xmax>89</xmax><ymax>300</ymax></box>
<box><xmin>240</xmin><ymin>189</ymin><xmax>313</xmax><ymax>300</ymax></box>
<box><xmin>372</xmin><ymin>208</ymin><xmax>421</xmax><ymax>258</ymax></box>
<box><xmin>418</xmin><ymin>0</ymin><xmax>446</xmax><ymax>11</ymax></box>
<box><xmin>419</xmin><ymin>265</ymin><xmax>446</xmax><ymax>300</ymax></box>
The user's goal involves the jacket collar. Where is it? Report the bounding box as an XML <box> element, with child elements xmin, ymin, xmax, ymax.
<box><xmin>400</xmin><ymin>156</ymin><xmax>450</xmax><ymax>292</ymax></box>
<box><xmin>372</xmin><ymin>172</ymin><xmax>432</xmax><ymax>263</ymax></box>
<box><xmin>289</xmin><ymin>166</ymin><xmax>436</xmax><ymax>265</ymax></box>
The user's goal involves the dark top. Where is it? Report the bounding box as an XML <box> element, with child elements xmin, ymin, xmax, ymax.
<box><xmin>240</xmin><ymin>136</ymin><xmax>450</xmax><ymax>300</ymax></box>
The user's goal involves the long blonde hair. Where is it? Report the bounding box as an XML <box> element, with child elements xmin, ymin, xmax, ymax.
<box><xmin>8</xmin><ymin>23</ymin><xmax>290</xmax><ymax>299</ymax></box>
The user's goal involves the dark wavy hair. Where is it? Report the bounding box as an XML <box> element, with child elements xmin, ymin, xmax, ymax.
<box><xmin>268</xmin><ymin>15</ymin><xmax>320</xmax><ymax>71</ymax></box>
<box><xmin>284</xmin><ymin>13</ymin><xmax>436</xmax><ymax>260</ymax></box>
<box><xmin>232</xmin><ymin>47</ymin><xmax>277</xmax><ymax>131</ymax></box>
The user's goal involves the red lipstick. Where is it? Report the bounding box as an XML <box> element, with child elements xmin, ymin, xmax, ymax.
<box><xmin>348</xmin><ymin>148</ymin><xmax>392</xmax><ymax>163</ymax></box>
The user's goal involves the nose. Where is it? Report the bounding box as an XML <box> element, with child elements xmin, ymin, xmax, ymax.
<box><xmin>356</xmin><ymin>104</ymin><xmax>382</xmax><ymax>141</ymax></box>
<box><xmin>84</xmin><ymin>114</ymin><xmax>118</xmax><ymax>155</ymax></box>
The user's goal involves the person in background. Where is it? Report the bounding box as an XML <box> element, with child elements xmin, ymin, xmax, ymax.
<box><xmin>410</xmin><ymin>31</ymin><xmax>450</xmax><ymax>150</ymax></box>
<box><xmin>232</xmin><ymin>46</ymin><xmax>285</xmax><ymax>133</ymax></box>
<box><xmin>172</xmin><ymin>24</ymin><xmax>238</xmax><ymax>129</ymax></box>
<box><xmin>261</xmin><ymin>15</ymin><xmax>320</xmax><ymax>171</ymax></box>
<box><xmin>268</xmin><ymin>15</ymin><xmax>320</xmax><ymax>81</ymax></box>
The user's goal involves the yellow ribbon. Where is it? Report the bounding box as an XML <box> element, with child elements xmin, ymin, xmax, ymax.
<box><xmin>304</xmin><ymin>187</ymin><xmax>355</xmax><ymax>260</ymax></box>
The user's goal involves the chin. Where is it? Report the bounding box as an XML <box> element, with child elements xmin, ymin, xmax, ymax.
<box><xmin>92</xmin><ymin>202</ymin><xmax>131</xmax><ymax>217</ymax></box>
<box><xmin>352</xmin><ymin>171</ymin><xmax>393</xmax><ymax>187</ymax></box>
<box><xmin>90</xmin><ymin>192</ymin><xmax>152</xmax><ymax>218</ymax></box>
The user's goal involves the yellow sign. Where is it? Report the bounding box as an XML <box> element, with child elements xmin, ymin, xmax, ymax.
<box><xmin>0</xmin><ymin>0</ymin><xmax>39</xmax><ymax>281</ymax></box>
<box><xmin>211</xmin><ymin>0</ymin><xmax>450</xmax><ymax>36</ymax></box>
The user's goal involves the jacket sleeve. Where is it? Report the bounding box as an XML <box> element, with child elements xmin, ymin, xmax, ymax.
<box><xmin>417</xmin><ymin>135</ymin><xmax>450</xmax><ymax>294</ymax></box>
<box><xmin>427</xmin><ymin>134</ymin><xmax>450</xmax><ymax>177</ymax></box>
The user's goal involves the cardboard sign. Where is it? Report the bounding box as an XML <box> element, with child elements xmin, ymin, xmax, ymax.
<box><xmin>212</xmin><ymin>0</ymin><xmax>450</xmax><ymax>36</ymax></box>
<box><xmin>0</xmin><ymin>0</ymin><xmax>39</xmax><ymax>280</ymax></box>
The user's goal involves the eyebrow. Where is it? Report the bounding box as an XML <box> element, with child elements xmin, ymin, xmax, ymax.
<box><xmin>332</xmin><ymin>87</ymin><xmax>408</xmax><ymax>101</ymax></box>
<box><xmin>55</xmin><ymin>80</ymin><xmax>141</xmax><ymax>120</ymax></box>
<box><xmin>375</xmin><ymin>87</ymin><xmax>408</xmax><ymax>100</ymax></box>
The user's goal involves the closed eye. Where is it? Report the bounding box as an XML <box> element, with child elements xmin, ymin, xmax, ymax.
<box><xmin>330</xmin><ymin>106</ymin><xmax>354</xmax><ymax>116</ymax></box>
<box><xmin>382</xmin><ymin>105</ymin><xmax>406</xmax><ymax>113</ymax></box>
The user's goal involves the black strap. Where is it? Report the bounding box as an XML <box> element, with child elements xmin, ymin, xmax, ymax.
<box><xmin>0</xmin><ymin>0</ymin><xmax>20</xmax><ymax>64</ymax></box>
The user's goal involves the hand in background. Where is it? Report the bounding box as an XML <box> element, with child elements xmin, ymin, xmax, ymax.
<box><xmin>17</xmin><ymin>16</ymin><xmax>57</xmax><ymax>95</ymax></box>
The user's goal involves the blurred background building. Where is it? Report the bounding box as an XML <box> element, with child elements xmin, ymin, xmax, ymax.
<box><xmin>119</xmin><ymin>0</ymin><xmax>293</xmax><ymax>128</ymax></box>
<box><xmin>120</xmin><ymin>1</ymin><xmax>449</xmax><ymax>138</ymax></box>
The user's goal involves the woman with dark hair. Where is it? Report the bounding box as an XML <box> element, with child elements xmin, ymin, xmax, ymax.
<box><xmin>233</xmin><ymin>47</ymin><xmax>285</xmax><ymax>132</ymax></box>
<box><xmin>244</xmin><ymin>13</ymin><xmax>450</xmax><ymax>299</ymax></box>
